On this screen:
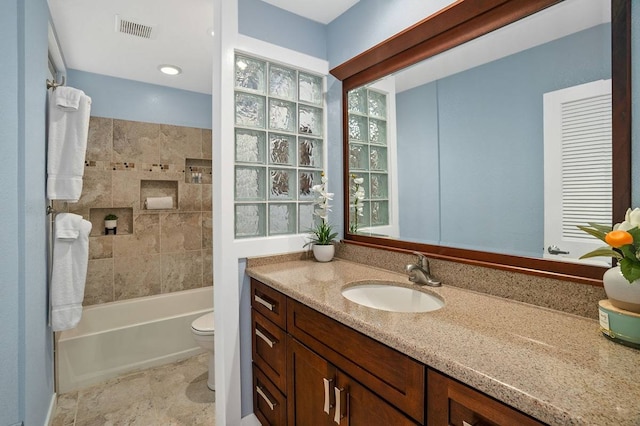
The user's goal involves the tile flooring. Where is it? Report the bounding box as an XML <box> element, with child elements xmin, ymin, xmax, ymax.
<box><xmin>52</xmin><ymin>353</ymin><xmax>215</xmax><ymax>425</ymax></box>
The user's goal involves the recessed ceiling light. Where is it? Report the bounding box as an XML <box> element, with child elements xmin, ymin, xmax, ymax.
<box><xmin>158</xmin><ymin>65</ymin><xmax>182</xmax><ymax>76</ymax></box>
<box><xmin>207</xmin><ymin>27</ymin><xmax>215</xmax><ymax>37</ymax></box>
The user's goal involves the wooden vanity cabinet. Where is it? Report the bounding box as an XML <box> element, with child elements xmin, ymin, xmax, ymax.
<box><xmin>288</xmin><ymin>337</ymin><xmax>417</xmax><ymax>425</ymax></box>
<box><xmin>251</xmin><ymin>278</ymin><xmax>546</xmax><ymax>426</ymax></box>
<box><xmin>251</xmin><ymin>279</ymin><xmax>288</xmax><ymax>425</ymax></box>
<box><xmin>427</xmin><ymin>370</ymin><xmax>545</xmax><ymax>426</ymax></box>
<box><xmin>287</xmin><ymin>298</ymin><xmax>425</xmax><ymax>424</ymax></box>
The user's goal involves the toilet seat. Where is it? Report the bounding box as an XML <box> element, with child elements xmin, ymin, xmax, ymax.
<box><xmin>191</xmin><ymin>312</ymin><xmax>214</xmax><ymax>336</ymax></box>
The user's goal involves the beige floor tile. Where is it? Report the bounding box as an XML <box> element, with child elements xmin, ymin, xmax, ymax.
<box><xmin>75</xmin><ymin>399</ymin><xmax>158</xmax><ymax>426</ymax></box>
<box><xmin>53</xmin><ymin>354</ymin><xmax>214</xmax><ymax>426</ymax></box>
<box><xmin>75</xmin><ymin>371</ymin><xmax>153</xmax><ymax>421</ymax></box>
<box><xmin>51</xmin><ymin>391</ymin><xmax>78</xmax><ymax>426</ymax></box>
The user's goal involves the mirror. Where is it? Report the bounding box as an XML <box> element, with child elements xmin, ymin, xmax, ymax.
<box><xmin>331</xmin><ymin>0</ymin><xmax>631</xmax><ymax>285</ymax></box>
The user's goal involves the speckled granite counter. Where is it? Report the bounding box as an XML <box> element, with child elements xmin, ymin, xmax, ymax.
<box><xmin>246</xmin><ymin>258</ymin><xmax>640</xmax><ymax>426</ymax></box>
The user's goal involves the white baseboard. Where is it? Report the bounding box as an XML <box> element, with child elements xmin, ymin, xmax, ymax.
<box><xmin>241</xmin><ymin>413</ymin><xmax>261</xmax><ymax>425</ymax></box>
<box><xmin>45</xmin><ymin>392</ymin><xmax>57</xmax><ymax>426</ymax></box>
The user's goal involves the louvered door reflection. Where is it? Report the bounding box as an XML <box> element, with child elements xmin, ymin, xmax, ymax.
<box><xmin>543</xmin><ymin>79</ymin><xmax>612</xmax><ymax>265</ymax></box>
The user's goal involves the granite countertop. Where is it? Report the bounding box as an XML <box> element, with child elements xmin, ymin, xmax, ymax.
<box><xmin>246</xmin><ymin>258</ymin><xmax>640</xmax><ymax>426</ymax></box>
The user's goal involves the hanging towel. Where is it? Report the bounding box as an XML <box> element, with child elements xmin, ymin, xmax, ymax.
<box><xmin>47</xmin><ymin>86</ymin><xmax>92</xmax><ymax>202</ymax></box>
<box><xmin>51</xmin><ymin>213</ymin><xmax>92</xmax><ymax>332</ymax></box>
<box><xmin>54</xmin><ymin>86</ymin><xmax>83</xmax><ymax>110</ymax></box>
<box><xmin>145</xmin><ymin>196</ymin><xmax>174</xmax><ymax>210</ymax></box>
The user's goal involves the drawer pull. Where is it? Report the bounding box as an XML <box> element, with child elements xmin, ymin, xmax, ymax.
<box><xmin>334</xmin><ymin>387</ymin><xmax>346</xmax><ymax>424</ymax></box>
<box><xmin>255</xmin><ymin>327</ymin><xmax>275</xmax><ymax>348</ymax></box>
<box><xmin>254</xmin><ymin>294</ymin><xmax>274</xmax><ymax>311</ymax></box>
<box><xmin>256</xmin><ymin>385</ymin><xmax>276</xmax><ymax>411</ymax></box>
<box><xmin>323</xmin><ymin>378</ymin><xmax>334</xmax><ymax>414</ymax></box>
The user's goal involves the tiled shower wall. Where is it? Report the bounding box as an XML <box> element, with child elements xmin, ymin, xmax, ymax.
<box><xmin>54</xmin><ymin>117</ymin><xmax>213</xmax><ymax>305</ymax></box>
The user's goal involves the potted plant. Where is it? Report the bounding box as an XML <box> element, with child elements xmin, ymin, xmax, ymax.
<box><xmin>578</xmin><ymin>207</ymin><xmax>640</xmax><ymax>313</ymax></box>
<box><xmin>304</xmin><ymin>173</ymin><xmax>338</xmax><ymax>262</ymax></box>
<box><xmin>104</xmin><ymin>214</ymin><xmax>118</xmax><ymax>232</ymax></box>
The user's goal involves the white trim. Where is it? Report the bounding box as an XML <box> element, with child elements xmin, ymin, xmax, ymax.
<box><xmin>47</xmin><ymin>23</ymin><xmax>66</xmax><ymax>74</ymax></box>
<box><xmin>236</xmin><ymin>34</ymin><xmax>329</xmax><ymax>76</ymax></box>
<box><xmin>213</xmin><ymin>5</ymin><xmax>331</xmax><ymax>423</ymax></box>
<box><xmin>241</xmin><ymin>413</ymin><xmax>262</xmax><ymax>426</ymax></box>
<box><xmin>45</xmin><ymin>393</ymin><xmax>57</xmax><ymax>426</ymax></box>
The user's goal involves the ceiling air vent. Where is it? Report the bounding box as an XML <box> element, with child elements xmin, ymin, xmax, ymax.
<box><xmin>115</xmin><ymin>15</ymin><xmax>154</xmax><ymax>39</ymax></box>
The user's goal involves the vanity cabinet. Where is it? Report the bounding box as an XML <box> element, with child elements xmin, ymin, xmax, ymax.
<box><xmin>426</xmin><ymin>370</ymin><xmax>544</xmax><ymax>426</ymax></box>
<box><xmin>251</xmin><ymin>279</ymin><xmax>288</xmax><ymax>425</ymax></box>
<box><xmin>288</xmin><ymin>337</ymin><xmax>417</xmax><ymax>425</ymax></box>
<box><xmin>251</xmin><ymin>278</ymin><xmax>546</xmax><ymax>426</ymax></box>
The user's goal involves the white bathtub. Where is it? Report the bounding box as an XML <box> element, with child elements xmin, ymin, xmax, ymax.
<box><xmin>56</xmin><ymin>287</ymin><xmax>213</xmax><ymax>393</ymax></box>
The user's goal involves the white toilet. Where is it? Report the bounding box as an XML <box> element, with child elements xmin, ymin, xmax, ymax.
<box><xmin>191</xmin><ymin>312</ymin><xmax>215</xmax><ymax>390</ymax></box>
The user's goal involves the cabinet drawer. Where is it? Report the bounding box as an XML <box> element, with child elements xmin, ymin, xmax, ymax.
<box><xmin>427</xmin><ymin>369</ymin><xmax>545</xmax><ymax>426</ymax></box>
<box><xmin>252</xmin><ymin>279</ymin><xmax>287</xmax><ymax>330</ymax></box>
<box><xmin>288</xmin><ymin>298</ymin><xmax>425</xmax><ymax>424</ymax></box>
<box><xmin>254</xmin><ymin>364</ymin><xmax>287</xmax><ymax>426</ymax></box>
<box><xmin>252</xmin><ymin>309</ymin><xmax>287</xmax><ymax>393</ymax></box>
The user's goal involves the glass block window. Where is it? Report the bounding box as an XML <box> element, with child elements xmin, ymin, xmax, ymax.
<box><xmin>348</xmin><ymin>87</ymin><xmax>389</xmax><ymax>231</ymax></box>
<box><xmin>234</xmin><ymin>53</ymin><xmax>324</xmax><ymax>238</ymax></box>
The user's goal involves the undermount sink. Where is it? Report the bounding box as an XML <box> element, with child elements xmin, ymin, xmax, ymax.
<box><xmin>341</xmin><ymin>282</ymin><xmax>444</xmax><ymax>313</ymax></box>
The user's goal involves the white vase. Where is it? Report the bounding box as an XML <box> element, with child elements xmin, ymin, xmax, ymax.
<box><xmin>312</xmin><ymin>244</ymin><xmax>335</xmax><ymax>262</ymax></box>
<box><xmin>105</xmin><ymin>219</ymin><xmax>117</xmax><ymax>229</ymax></box>
<box><xmin>603</xmin><ymin>266</ymin><xmax>640</xmax><ymax>314</ymax></box>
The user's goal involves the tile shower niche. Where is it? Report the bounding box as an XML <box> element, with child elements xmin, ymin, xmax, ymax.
<box><xmin>140</xmin><ymin>180</ymin><xmax>178</xmax><ymax>210</ymax></box>
<box><xmin>185</xmin><ymin>158</ymin><xmax>212</xmax><ymax>184</ymax></box>
<box><xmin>89</xmin><ymin>207</ymin><xmax>134</xmax><ymax>236</ymax></box>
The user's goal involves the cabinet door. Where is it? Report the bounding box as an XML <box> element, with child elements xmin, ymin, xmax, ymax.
<box><xmin>335</xmin><ymin>371</ymin><xmax>419</xmax><ymax>426</ymax></box>
<box><xmin>427</xmin><ymin>370</ymin><xmax>544</xmax><ymax>426</ymax></box>
<box><xmin>287</xmin><ymin>337</ymin><xmax>335</xmax><ymax>426</ymax></box>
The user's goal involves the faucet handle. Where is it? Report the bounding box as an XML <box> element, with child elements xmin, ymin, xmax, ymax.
<box><xmin>413</xmin><ymin>251</ymin><xmax>426</xmax><ymax>267</ymax></box>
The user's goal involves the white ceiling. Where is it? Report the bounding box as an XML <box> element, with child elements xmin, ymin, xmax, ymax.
<box><xmin>48</xmin><ymin>0</ymin><xmax>358</xmax><ymax>95</ymax></box>
<box><xmin>49</xmin><ymin>0</ymin><xmax>215</xmax><ymax>94</ymax></box>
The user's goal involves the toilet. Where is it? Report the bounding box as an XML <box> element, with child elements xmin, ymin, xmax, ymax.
<box><xmin>191</xmin><ymin>312</ymin><xmax>215</xmax><ymax>390</ymax></box>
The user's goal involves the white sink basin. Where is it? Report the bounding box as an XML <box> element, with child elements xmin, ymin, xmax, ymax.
<box><xmin>341</xmin><ymin>282</ymin><xmax>444</xmax><ymax>313</ymax></box>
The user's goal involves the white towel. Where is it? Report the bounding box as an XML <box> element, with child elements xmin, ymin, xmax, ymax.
<box><xmin>47</xmin><ymin>87</ymin><xmax>92</xmax><ymax>202</ymax></box>
<box><xmin>51</xmin><ymin>213</ymin><xmax>92</xmax><ymax>332</ymax></box>
<box><xmin>54</xmin><ymin>86</ymin><xmax>83</xmax><ymax>110</ymax></box>
<box><xmin>145</xmin><ymin>196</ymin><xmax>174</xmax><ymax>210</ymax></box>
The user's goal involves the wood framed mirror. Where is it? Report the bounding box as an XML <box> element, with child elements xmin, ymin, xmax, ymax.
<box><xmin>330</xmin><ymin>0</ymin><xmax>630</xmax><ymax>285</ymax></box>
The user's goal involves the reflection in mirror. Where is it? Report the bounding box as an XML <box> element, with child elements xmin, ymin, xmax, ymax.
<box><xmin>345</xmin><ymin>0</ymin><xmax>612</xmax><ymax>266</ymax></box>
<box><xmin>347</xmin><ymin>0</ymin><xmax>611</xmax><ymax>259</ymax></box>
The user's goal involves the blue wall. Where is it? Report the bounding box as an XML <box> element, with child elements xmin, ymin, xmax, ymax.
<box><xmin>1</xmin><ymin>1</ymin><xmax>23</xmax><ymax>423</ymax></box>
<box><xmin>238</xmin><ymin>0</ymin><xmax>327</xmax><ymax>60</ymax></box>
<box><xmin>1</xmin><ymin>0</ymin><xmax>54</xmax><ymax>424</ymax></box>
<box><xmin>397</xmin><ymin>82</ymin><xmax>440</xmax><ymax>244</ymax></box>
<box><xmin>396</xmin><ymin>24</ymin><xmax>610</xmax><ymax>257</ymax></box>
<box><xmin>67</xmin><ymin>70</ymin><xmax>213</xmax><ymax>129</ymax></box>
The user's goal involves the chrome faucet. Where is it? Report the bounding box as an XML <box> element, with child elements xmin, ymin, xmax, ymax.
<box><xmin>405</xmin><ymin>252</ymin><xmax>441</xmax><ymax>287</ymax></box>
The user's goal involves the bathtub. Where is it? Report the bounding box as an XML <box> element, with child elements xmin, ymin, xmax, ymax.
<box><xmin>56</xmin><ymin>286</ymin><xmax>213</xmax><ymax>393</ymax></box>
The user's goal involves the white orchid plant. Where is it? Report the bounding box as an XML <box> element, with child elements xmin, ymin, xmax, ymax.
<box><xmin>578</xmin><ymin>207</ymin><xmax>640</xmax><ymax>283</ymax></box>
<box><xmin>349</xmin><ymin>174</ymin><xmax>365</xmax><ymax>233</ymax></box>
<box><xmin>303</xmin><ymin>173</ymin><xmax>338</xmax><ymax>247</ymax></box>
